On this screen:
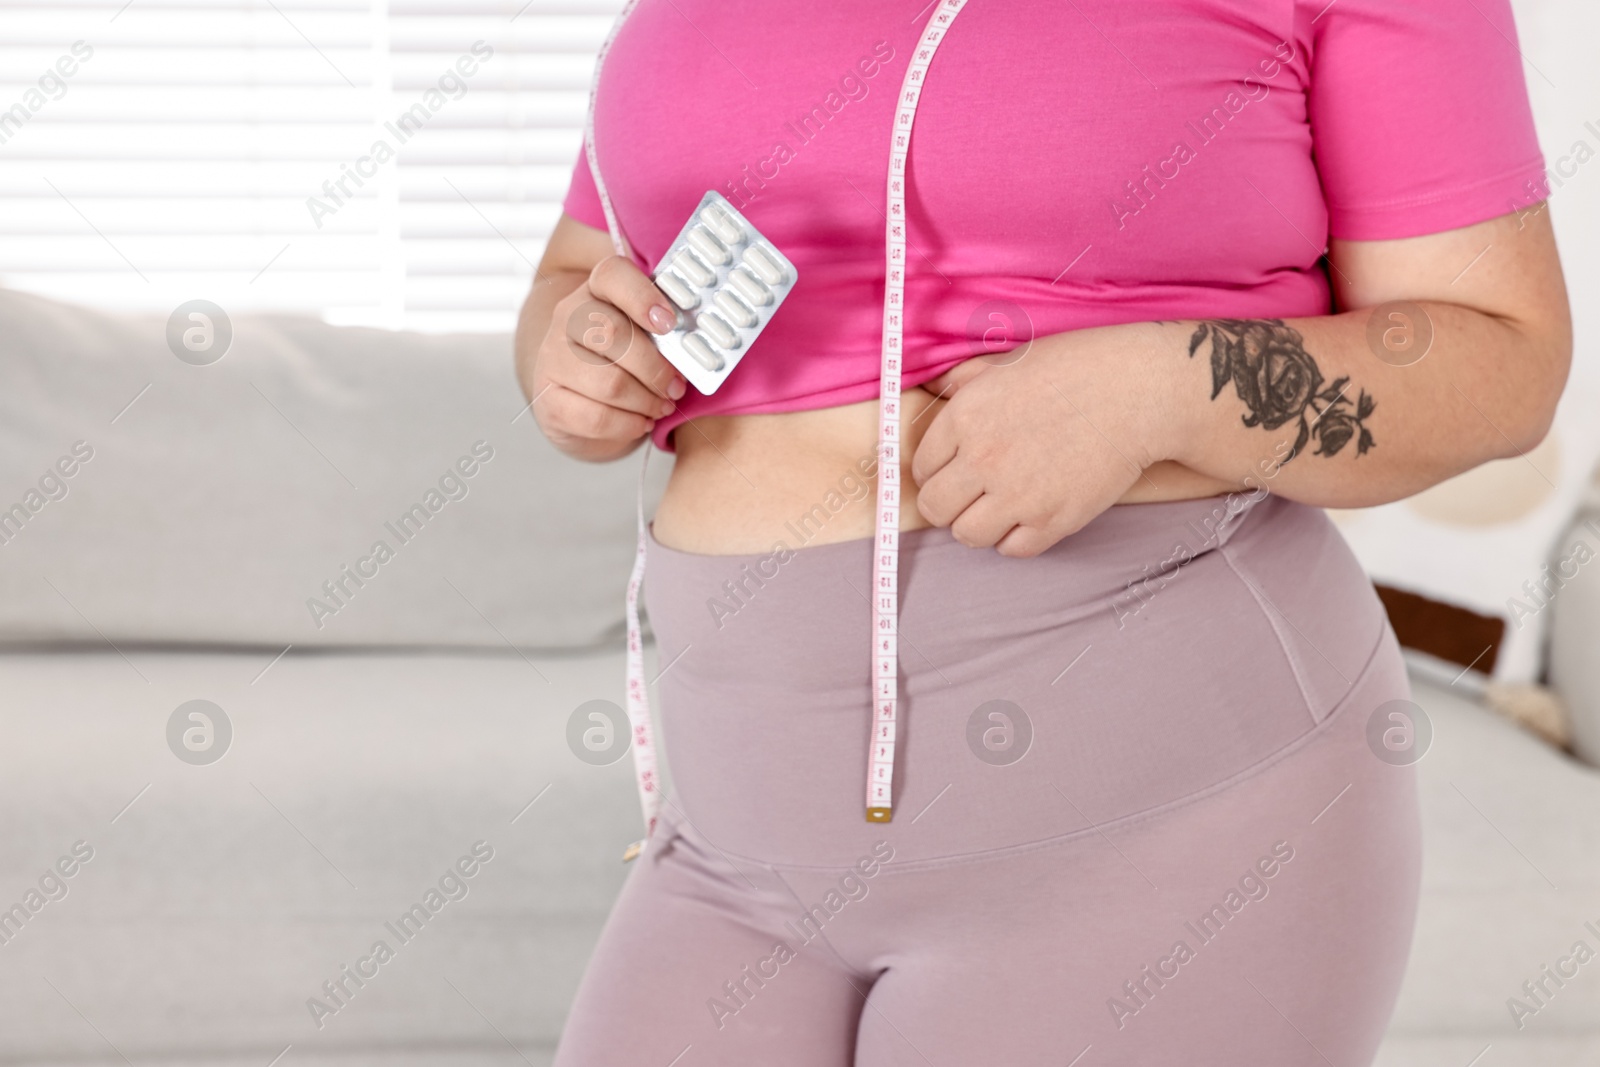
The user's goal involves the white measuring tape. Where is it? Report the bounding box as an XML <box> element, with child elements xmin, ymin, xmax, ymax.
<box><xmin>868</xmin><ymin>0</ymin><xmax>968</xmax><ymax>823</ymax></box>
<box><xmin>582</xmin><ymin>0</ymin><xmax>970</xmax><ymax>849</ymax></box>
<box><xmin>582</xmin><ymin>0</ymin><xmax>661</xmax><ymax>861</ymax></box>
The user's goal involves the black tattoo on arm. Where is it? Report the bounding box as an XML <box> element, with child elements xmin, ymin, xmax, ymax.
<box><xmin>1186</xmin><ymin>319</ymin><xmax>1375</xmax><ymax>464</ymax></box>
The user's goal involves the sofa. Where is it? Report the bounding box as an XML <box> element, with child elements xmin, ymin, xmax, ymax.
<box><xmin>2</xmin><ymin>288</ymin><xmax>1597</xmax><ymax>1065</ymax></box>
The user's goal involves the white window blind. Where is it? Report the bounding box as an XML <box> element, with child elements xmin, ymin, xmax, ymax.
<box><xmin>0</xmin><ymin>0</ymin><xmax>623</xmax><ymax>333</ymax></box>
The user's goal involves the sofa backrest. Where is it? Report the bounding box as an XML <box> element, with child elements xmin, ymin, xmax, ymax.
<box><xmin>0</xmin><ymin>288</ymin><xmax>670</xmax><ymax>651</ymax></box>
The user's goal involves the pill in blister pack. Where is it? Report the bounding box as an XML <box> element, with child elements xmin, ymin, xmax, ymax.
<box><xmin>650</xmin><ymin>191</ymin><xmax>798</xmax><ymax>395</ymax></box>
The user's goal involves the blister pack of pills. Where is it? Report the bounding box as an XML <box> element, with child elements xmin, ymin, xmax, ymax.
<box><xmin>650</xmin><ymin>191</ymin><xmax>797</xmax><ymax>396</ymax></box>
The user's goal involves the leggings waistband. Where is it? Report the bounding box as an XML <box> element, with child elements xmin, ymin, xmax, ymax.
<box><xmin>643</xmin><ymin>494</ymin><xmax>1397</xmax><ymax>867</ymax></box>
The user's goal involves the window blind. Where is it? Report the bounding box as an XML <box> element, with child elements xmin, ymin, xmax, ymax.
<box><xmin>0</xmin><ymin>0</ymin><xmax>622</xmax><ymax>333</ymax></box>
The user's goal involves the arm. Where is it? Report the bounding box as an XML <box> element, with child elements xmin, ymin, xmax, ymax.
<box><xmin>515</xmin><ymin>213</ymin><xmax>687</xmax><ymax>462</ymax></box>
<box><xmin>912</xmin><ymin>207</ymin><xmax>1572</xmax><ymax>556</ymax></box>
<box><xmin>1170</xmin><ymin>205</ymin><xmax>1570</xmax><ymax>505</ymax></box>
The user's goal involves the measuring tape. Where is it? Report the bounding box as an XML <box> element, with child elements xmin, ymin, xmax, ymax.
<box><xmin>583</xmin><ymin>0</ymin><xmax>660</xmax><ymax>861</ymax></box>
<box><xmin>868</xmin><ymin>0</ymin><xmax>968</xmax><ymax>822</ymax></box>
<box><xmin>583</xmin><ymin>0</ymin><xmax>971</xmax><ymax>848</ymax></box>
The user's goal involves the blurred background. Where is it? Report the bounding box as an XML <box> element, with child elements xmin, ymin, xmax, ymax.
<box><xmin>1</xmin><ymin>0</ymin><xmax>591</xmax><ymax>331</ymax></box>
<box><xmin>1</xmin><ymin>0</ymin><xmax>1598</xmax><ymax>1064</ymax></box>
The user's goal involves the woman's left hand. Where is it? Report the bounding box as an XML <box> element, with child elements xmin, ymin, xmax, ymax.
<box><xmin>910</xmin><ymin>326</ymin><xmax>1188</xmax><ymax>557</ymax></box>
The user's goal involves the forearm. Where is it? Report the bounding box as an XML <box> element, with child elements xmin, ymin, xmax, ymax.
<box><xmin>1140</xmin><ymin>302</ymin><xmax>1568</xmax><ymax>508</ymax></box>
<box><xmin>909</xmin><ymin>211</ymin><xmax>1568</xmax><ymax>556</ymax></box>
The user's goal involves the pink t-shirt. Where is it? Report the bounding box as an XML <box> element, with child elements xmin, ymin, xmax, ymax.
<box><xmin>563</xmin><ymin>0</ymin><xmax>1547</xmax><ymax>452</ymax></box>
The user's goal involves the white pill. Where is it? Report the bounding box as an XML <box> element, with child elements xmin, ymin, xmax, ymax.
<box><xmin>697</xmin><ymin>311</ymin><xmax>739</xmax><ymax>349</ymax></box>
<box><xmin>728</xmin><ymin>266</ymin><xmax>772</xmax><ymax>306</ymax></box>
<box><xmin>700</xmin><ymin>202</ymin><xmax>744</xmax><ymax>245</ymax></box>
<box><xmin>674</xmin><ymin>249</ymin><xmax>715</xmax><ymax>288</ymax></box>
<box><xmin>686</xmin><ymin>226</ymin><xmax>730</xmax><ymax>266</ymax></box>
<box><xmin>682</xmin><ymin>332</ymin><xmax>724</xmax><ymax>371</ymax></box>
<box><xmin>741</xmin><ymin>244</ymin><xmax>787</xmax><ymax>286</ymax></box>
<box><xmin>713</xmin><ymin>289</ymin><xmax>757</xmax><ymax>328</ymax></box>
<box><xmin>655</xmin><ymin>271</ymin><xmax>698</xmax><ymax>310</ymax></box>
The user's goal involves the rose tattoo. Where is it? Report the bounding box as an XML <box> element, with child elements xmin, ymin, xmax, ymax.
<box><xmin>1188</xmin><ymin>319</ymin><xmax>1375</xmax><ymax>463</ymax></box>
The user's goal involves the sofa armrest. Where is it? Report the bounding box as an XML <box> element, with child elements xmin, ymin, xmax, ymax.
<box><xmin>1546</xmin><ymin>510</ymin><xmax>1600</xmax><ymax>765</ymax></box>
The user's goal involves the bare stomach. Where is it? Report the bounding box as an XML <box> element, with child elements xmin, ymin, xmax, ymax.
<box><xmin>651</xmin><ymin>386</ymin><xmax>1238</xmax><ymax>555</ymax></box>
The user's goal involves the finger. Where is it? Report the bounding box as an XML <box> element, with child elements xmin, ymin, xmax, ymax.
<box><xmin>917</xmin><ymin>368</ymin><xmax>960</xmax><ymax>399</ymax></box>
<box><xmin>994</xmin><ymin>523</ymin><xmax>1059</xmax><ymax>559</ymax></box>
<box><xmin>560</xmin><ymin>297</ymin><xmax>684</xmax><ymax>402</ymax></box>
<box><xmin>947</xmin><ymin>493</ymin><xmax>1018</xmax><ymax>550</ymax></box>
<box><xmin>588</xmin><ymin>255</ymin><xmax>681</xmax><ymax>337</ymax></box>
<box><xmin>540</xmin><ymin>383</ymin><xmax>655</xmax><ymax>444</ymax></box>
<box><xmin>920</xmin><ymin>358</ymin><xmax>990</xmax><ymax>399</ymax></box>
<box><xmin>915</xmin><ymin>453</ymin><xmax>984</xmax><ymax>529</ymax></box>
<box><xmin>910</xmin><ymin>404</ymin><xmax>960</xmax><ymax>487</ymax></box>
<box><xmin>998</xmin><ymin>497</ymin><xmax>1100</xmax><ymax>558</ymax></box>
<box><xmin>567</xmin><ymin>349</ymin><xmax>676</xmax><ymax>419</ymax></box>
<box><xmin>617</xmin><ymin>321</ymin><xmax>690</xmax><ymax>402</ymax></box>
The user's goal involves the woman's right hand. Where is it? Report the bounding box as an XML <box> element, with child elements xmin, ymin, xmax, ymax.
<box><xmin>522</xmin><ymin>250</ymin><xmax>688</xmax><ymax>462</ymax></box>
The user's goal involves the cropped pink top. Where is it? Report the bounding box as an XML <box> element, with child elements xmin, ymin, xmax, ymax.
<box><xmin>561</xmin><ymin>0</ymin><xmax>1547</xmax><ymax>452</ymax></box>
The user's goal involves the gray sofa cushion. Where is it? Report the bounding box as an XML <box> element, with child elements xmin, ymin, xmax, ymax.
<box><xmin>0</xmin><ymin>288</ymin><xmax>668</xmax><ymax>651</ymax></box>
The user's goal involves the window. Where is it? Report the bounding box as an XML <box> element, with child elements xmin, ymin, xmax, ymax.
<box><xmin>0</xmin><ymin>0</ymin><xmax>621</xmax><ymax>332</ymax></box>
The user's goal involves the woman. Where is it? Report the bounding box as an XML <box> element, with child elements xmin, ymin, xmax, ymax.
<box><xmin>517</xmin><ymin>1</ymin><xmax>1569</xmax><ymax>1063</ymax></box>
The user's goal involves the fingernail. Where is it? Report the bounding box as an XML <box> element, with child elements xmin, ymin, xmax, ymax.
<box><xmin>659</xmin><ymin>398</ymin><xmax>675</xmax><ymax>417</ymax></box>
<box><xmin>648</xmin><ymin>305</ymin><xmax>677</xmax><ymax>333</ymax></box>
<box><xmin>667</xmin><ymin>377</ymin><xmax>686</xmax><ymax>399</ymax></box>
